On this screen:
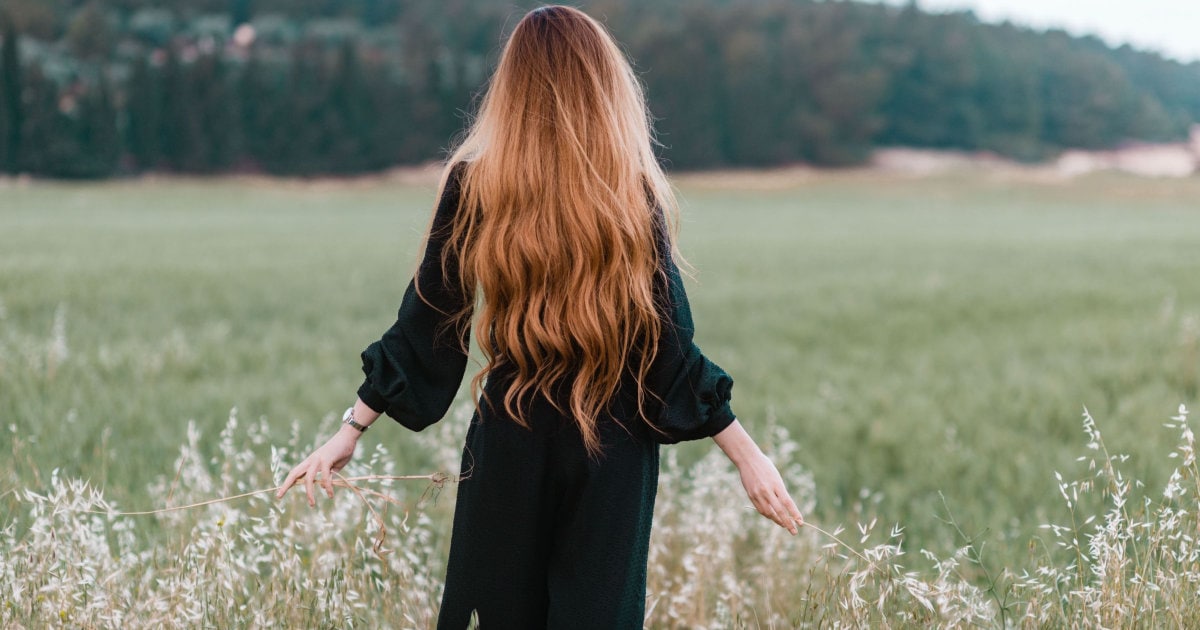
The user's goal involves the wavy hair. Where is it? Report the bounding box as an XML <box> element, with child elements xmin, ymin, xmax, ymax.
<box><xmin>423</xmin><ymin>4</ymin><xmax>681</xmax><ymax>459</ymax></box>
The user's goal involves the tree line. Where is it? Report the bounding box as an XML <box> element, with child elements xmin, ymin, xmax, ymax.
<box><xmin>1</xmin><ymin>0</ymin><xmax>1198</xmax><ymax>178</ymax></box>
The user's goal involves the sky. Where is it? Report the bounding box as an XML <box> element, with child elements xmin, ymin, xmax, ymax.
<box><xmin>876</xmin><ymin>0</ymin><xmax>1200</xmax><ymax>63</ymax></box>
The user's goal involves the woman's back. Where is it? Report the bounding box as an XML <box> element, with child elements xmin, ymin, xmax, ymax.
<box><xmin>428</xmin><ymin>4</ymin><xmax>689</xmax><ymax>459</ymax></box>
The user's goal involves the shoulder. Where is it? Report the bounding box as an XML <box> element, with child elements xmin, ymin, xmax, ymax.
<box><xmin>433</xmin><ymin>161</ymin><xmax>472</xmax><ymax>213</ymax></box>
<box><xmin>426</xmin><ymin>163</ymin><xmax>465</xmax><ymax>235</ymax></box>
<box><xmin>446</xmin><ymin>160</ymin><xmax>472</xmax><ymax>190</ymax></box>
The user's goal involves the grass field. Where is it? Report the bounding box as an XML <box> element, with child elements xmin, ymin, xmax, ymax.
<box><xmin>2</xmin><ymin>170</ymin><xmax>1200</xmax><ymax>626</ymax></box>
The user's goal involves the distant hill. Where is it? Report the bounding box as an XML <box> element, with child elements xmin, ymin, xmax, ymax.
<box><xmin>1</xmin><ymin>0</ymin><xmax>1198</xmax><ymax>178</ymax></box>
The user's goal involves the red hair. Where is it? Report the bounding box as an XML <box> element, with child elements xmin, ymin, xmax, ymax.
<box><xmin>426</xmin><ymin>5</ymin><xmax>681</xmax><ymax>459</ymax></box>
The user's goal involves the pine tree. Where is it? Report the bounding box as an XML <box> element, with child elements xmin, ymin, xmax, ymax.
<box><xmin>65</xmin><ymin>1</ymin><xmax>114</xmax><ymax>61</ymax></box>
<box><xmin>1</xmin><ymin>14</ymin><xmax>22</xmax><ymax>174</ymax></box>
<box><xmin>125</xmin><ymin>55</ymin><xmax>162</xmax><ymax>170</ymax></box>
<box><xmin>19</xmin><ymin>68</ymin><xmax>82</xmax><ymax>178</ymax></box>
<box><xmin>327</xmin><ymin>40</ymin><xmax>371</xmax><ymax>173</ymax></box>
<box><xmin>160</xmin><ymin>47</ymin><xmax>205</xmax><ymax>171</ymax></box>
<box><xmin>236</xmin><ymin>50</ymin><xmax>268</xmax><ymax>171</ymax></box>
<box><xmin>230</xmin><ymin>0</ymin><xmax>253</xmax><ymax>26</ymax></box>
<box><xmin>192</xmin><ymin>52</ymin><xmax>235</xmax><ymax>171</ymax></box>
<box><xmin>78</xmin><ymin>71</ymin><xmax>120</xmax><ymax>176</ymax></box>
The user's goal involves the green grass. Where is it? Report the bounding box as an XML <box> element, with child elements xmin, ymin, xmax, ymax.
<box><xmin>2</xmin><ymin>171</ymin><xmax>1199</xmax><ymax>567</ymax></box>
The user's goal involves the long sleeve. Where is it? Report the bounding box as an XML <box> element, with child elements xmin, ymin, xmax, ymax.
<box><xmin>357</xmin><ymin>161</ymin><xmax>472</xmax><ymax>432</ymax></box>
<box><xmin>643</xmin><ymin>212</ymin><xmax>737</xmax><ymax>444</ymax></box>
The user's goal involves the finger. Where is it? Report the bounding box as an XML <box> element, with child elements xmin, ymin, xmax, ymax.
<box><xmin>784</xmin><ymin>492</ymin><xmax>804</xmax><ymax>525</ymax></box>
<box><xmin>754</xmin><ymin>494</ymin><xmax>784</xmax><ymax>529</ymax></box>
<box><xmin>757</xmin><ymin>491</ymin><xmax>791</xmax><ymax>533</ymax></box>
<box><xmin>321</xmin><ymin>459</ymin><xmax>335</xmax><ymax>499</ymax></box>
<box><xmin>768</xmin><ymin>500</ymin><xmax>789</xmax><ymax>531</ymax></box>
<box><xmin>775</xmin><ymin>489</ymin><xmax>802</xmax><ymax>533</ymax></box>
<box><xmin>304</xmin><ymin>462</ymin><xmax>317</xmax><ymax>507</ymax></box>
<box><xmin>277</xmin><ymin>466</ymin><xmax>302</xmax><ymax>499</ymax></box>
<box><xmin>768</xmin><ymin>503</ymin><xmax>789</xmax><ymax>532</ymax></box>
<box><xmin>775</xmin><ymin>499</ymin><xmax>797</xmax><ymax>535</ymax></box>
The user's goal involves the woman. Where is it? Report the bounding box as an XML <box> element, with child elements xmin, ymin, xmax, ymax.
<box><xmin>276</xmin><ymin>5</ymin><xmax>803</xmax><ymax>628</ymax></box>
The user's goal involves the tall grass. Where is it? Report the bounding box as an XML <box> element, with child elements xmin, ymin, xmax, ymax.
<box><xmin>3</xmin><ymin>172</ymin><xmax>1200</xmax><ymax>625</ymax></box>
<box><xmin>3</xmin><ymin>400</ymin><xmax>1198</xmax><ymax>626</ymax></box>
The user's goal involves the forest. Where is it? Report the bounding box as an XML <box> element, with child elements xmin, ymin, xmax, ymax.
<box><xmin>1</xmin><ymin>0</ymin><xmax>1198</xmax><ymax>178</ymax></box>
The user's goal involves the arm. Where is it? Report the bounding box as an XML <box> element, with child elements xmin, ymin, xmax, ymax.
<box><xmin>648</xmin><ymin>210</ymin><xmax>803</xmax><ymax>534</ymax></box>
<box><xmin>278</xmin><ymin>162</ymin><xmax>471</xmax><ymax>505</ymax></box>
<box><xmin>642</xmin><ymin>220</ymin><xmax>738</xmax><ymax>443</ymax></box>
<box><xmin>356</xmin><ymin>161</ymin><xmax>473</xmax><ymax>430</ymax></box>
<box><xmin>651</xmin><ymin>263</ymin><xmax>803</xmax><ymax>534</ymax></box>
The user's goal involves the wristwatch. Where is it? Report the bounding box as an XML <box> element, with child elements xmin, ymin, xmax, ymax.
<box><xmin>342</xmin><ymin>406</ymin><xmax>368</xmax><ymax>433</ymax></box>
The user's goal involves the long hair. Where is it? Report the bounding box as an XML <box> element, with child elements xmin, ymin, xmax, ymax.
<box><xmin>425</xmin><ymin>4</ymin><xmax>681</xmax><ymax>459</ymax></box>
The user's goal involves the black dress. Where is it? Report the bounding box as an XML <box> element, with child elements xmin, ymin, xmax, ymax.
<box><xmin>356</xmin><ymin>161</ymin><xmax>737</xmax><ymax>629</ymax></box>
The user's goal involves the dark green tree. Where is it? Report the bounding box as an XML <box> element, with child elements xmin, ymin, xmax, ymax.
<box><xmin>781</xmin><ymin>3</ymin><xmax>887</xmax><ymax>165</ymax></box>
<box><xmin>5</xmin><ymin>0</ymin><xmax>1200</xmax><ymax>176</ymax></box>
<box><xmin>258</xmin><ymin>40</ymin><xmax>332</xmax><ymax>175</ymax></box>
<box><xmin>1038</xmin><ymin>38</ymin><xmax>1134</xmax><ymax>149</ymax></box>
<box><xmin>634</xmin><ymin>8</ymin><xmax>730</xmax><ymax>168</ymax></box>
<box><xmin>124</xmin><ymin>55</ymin><xmax>162</xmax><ymax>169</ymax></box>
<box><xmin>1</xmin><ymin>14</ymin><xmax>21</xmax><ymax>174</ymax></box>
<box><xmin>971</xmin><ymin>25</ymin><xmax>1044</xmax><ymax>160</ymax></box>
<box><xmin>84</xmin><ymin>72</ymin><xmax>120</xmax><ymax>175</ymax></box>
<box><xmin>191</xmin><ymin>52</ymin><xmax>236</xmax><ymax>171</ymax></box>
<box><xmin>230</xmin><ymin>0</ymin><xmax>252</xmax><ymax>25</ymax></box>
<box><xmin>879</xmin><ymin>10</ymin><xmax>983</xmax><ymax>148</ymax></box>
<box><xmin>324</xmin><ymin>40</ymin><xmax>372</xmax><ymax>173</ymax></box>
<box><xmin>159</xmin><ymin>47</ymin><xmax>206</xmax><ymax>171</ymax></box>
<box><xmin>237</xmin><ymin>50</ymin><xmax>274</xmax><ymax>170</ymax></box>
<box><xmin>66</xmin><ymin>1</ymin><xmax>115</xmax><ymax>61</ymax></box>
<box><xmin>18</xmin><ymin>71</ymin><xmax>92</xmax><ymax>177</ymax></box>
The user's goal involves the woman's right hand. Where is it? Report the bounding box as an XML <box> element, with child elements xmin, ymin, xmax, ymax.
<box><xmin>712</xmin><ymin>419</ymin><xmax>804</xmax><ymax>535</ymax></box>
<box><xmin>736</xmin><ymin>449</ymin><xmax>804</xmax><ymax>535</ymax></box>
<box><xmin>276</xmin><ymin>425</ymin><xmax>361</xmax><ymax>507</ymax></box>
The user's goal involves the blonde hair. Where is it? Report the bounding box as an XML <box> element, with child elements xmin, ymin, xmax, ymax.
<box><xmin>426</xmin><ymin>4</ymin><xmax>681</xmax><ymax>459</ymax></box>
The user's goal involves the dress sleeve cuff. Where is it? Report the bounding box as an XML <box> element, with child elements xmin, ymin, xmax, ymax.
<box><xmin>356</xmin><ymin>381</ymin><xmax>389</xmax><ymax>415</ymax></box>
<box><xmin>696</xmin><ymin>374</ymin><xmax>737</xmax><ymax>438</ymax></box>
<box><xmin>701</xmin><ymin>406</ymin><xmax>737</xmax><ymax>438</ymax></box>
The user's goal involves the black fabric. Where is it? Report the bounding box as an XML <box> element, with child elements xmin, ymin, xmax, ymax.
<box><xmin>436</xmin><ymin>395</ymin><xmax>659</xmax><ymax>630</ymax></box>
<box><xmin>355</xmin><ymin>161</ymin><xmax>737</xmax><ymax>628</ymax></box>
<box><xmin>357</xmin><ymin>160</ymin><xmax>473</xmax><ymax>430</ymax></box>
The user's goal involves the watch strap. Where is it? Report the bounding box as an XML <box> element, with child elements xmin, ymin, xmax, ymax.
<box><xmin>342</xmin><ymin>406</ymin><xmax>368</xmax><ymax>432</ymax></box>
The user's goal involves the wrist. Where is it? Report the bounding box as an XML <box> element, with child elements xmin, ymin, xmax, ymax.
<box><xmin>341</xmin><ymin>405</ymin><xmax>372</xmax><ymax>435</ymax></box>
<box><xmin>712</xmin><ymin>419</ymin><xmax>763</xmax><ymax>468</ymax></box>
<box><xmin>337</xmin><ymin>423</ymin><xmax>365</xmax><ymax>440</ymax></box>
<box><xmin>351</xmin><ymin>398</ymin><xmax>381</xmax><ymax>428</ymax></box>
<box><xmin>731</xmin><ymin>444</ymin><xmax>765</xmax><ymax>469</ymax></box>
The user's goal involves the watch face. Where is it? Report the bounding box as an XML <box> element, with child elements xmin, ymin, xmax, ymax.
<box><xmin>342</xmin><ymin>407</ymin><xmax>366</xmax><ymax>431</ymax></box>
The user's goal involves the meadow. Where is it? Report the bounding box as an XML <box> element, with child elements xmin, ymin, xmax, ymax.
<box><xmin>2</xmin><ymin>169</ymin><xmax>1199</xmax><ymax>627</ymax></box>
